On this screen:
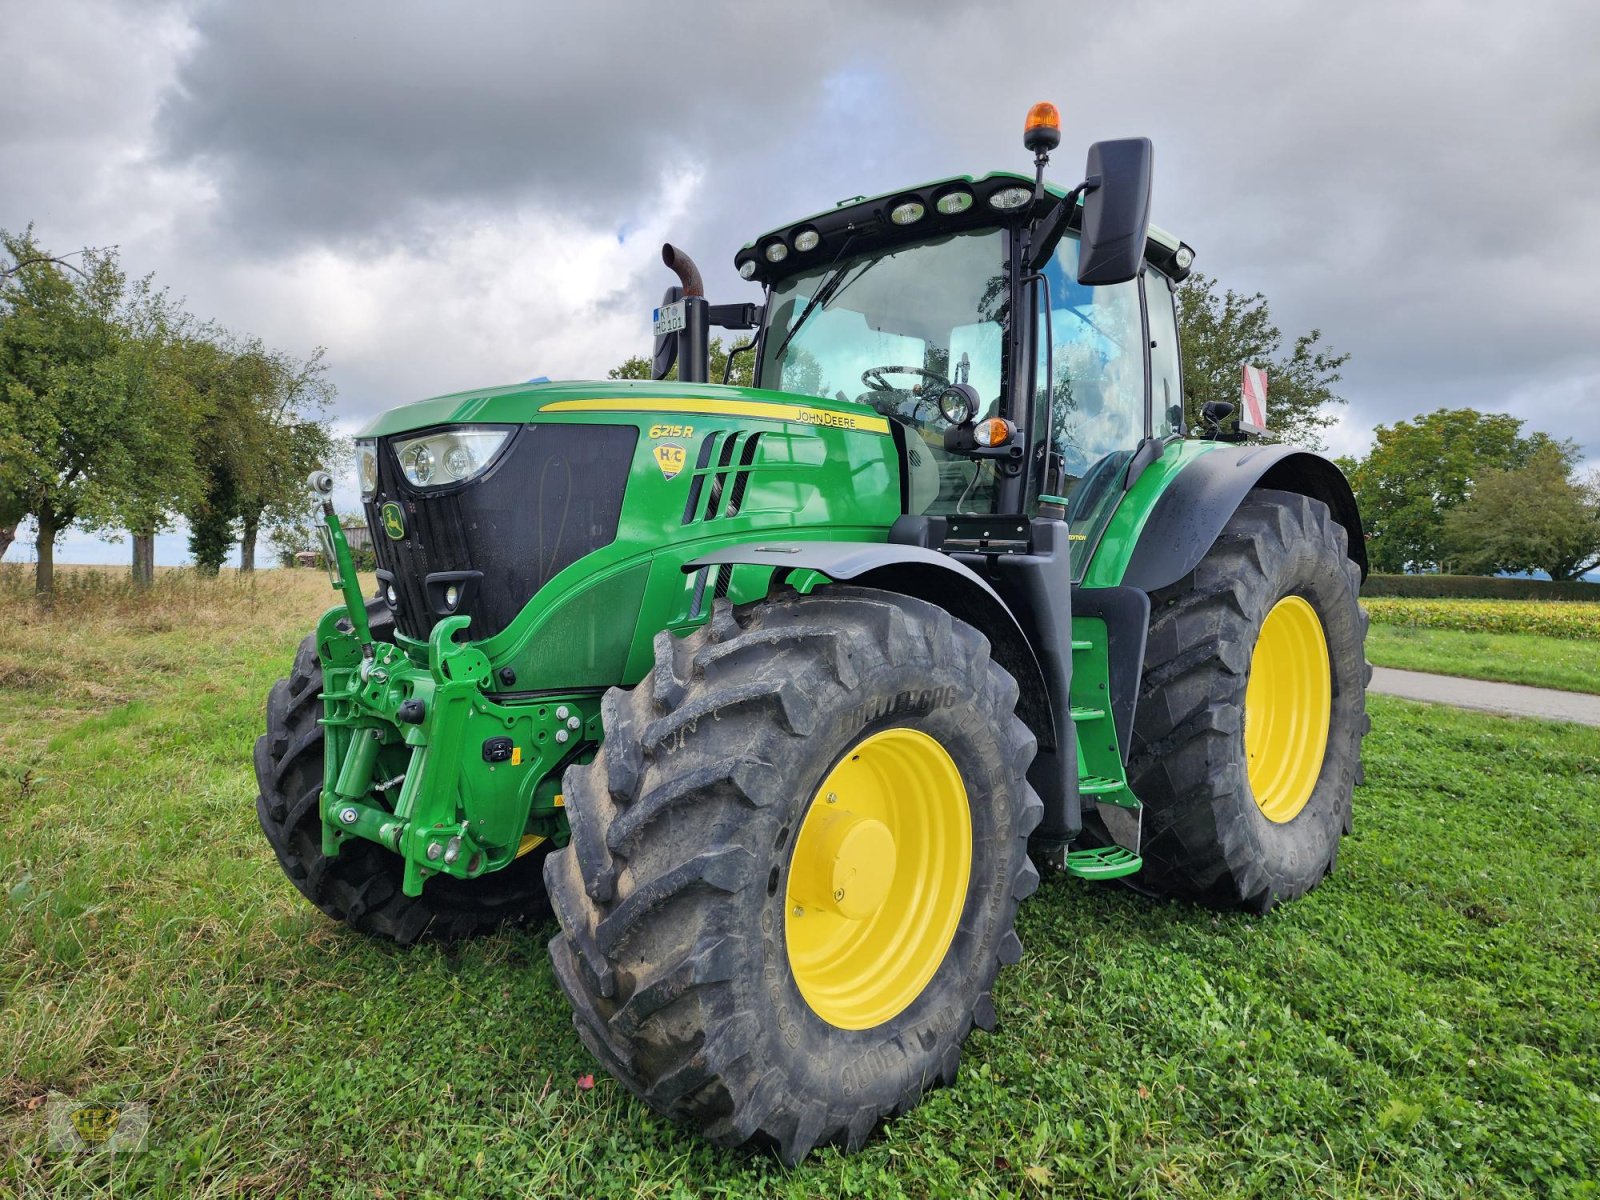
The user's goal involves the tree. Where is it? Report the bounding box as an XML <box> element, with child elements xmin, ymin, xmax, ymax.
<box><xmin>1177</xmin><ymin>272</ymin><xmax>1349</xmax><ymax>449</ymax></box>
<box><xmin>608</xmin><ymin>337</ymin><xmax>755</xmax><ymax>387</ymax></box>
<box><xmin>182</xmin><ymin>336</ymin><xmax>338</xmax><ymax>574</ymax></box>
<box><xmin>0</xmin><ymin>231</ymin><xmax>161</xmax><ymax>598</ymax></box>
<box><xmin>103</xmin><ymin>285</ymin><xmax>208</xmax><ymax>585</ymax></box>
<box><xmin>1340</xmin><ymin>408</ymin><xmax>1570</xmax><ymax>573</ymax></box>
<box><xmin>1442</xmin><ymin>443</ymin><xmax>1600</xmax><ymax>581</ymax></box>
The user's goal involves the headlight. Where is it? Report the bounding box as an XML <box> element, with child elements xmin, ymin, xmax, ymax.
<box><xmin>356</xmin><ymin>440</ymin><xmax>379</xmax><ymax>500</ymax></box>
<box><xmin>936</xmin><ymin>190</ymin><xmax>974</xmax><ymax>215</ymax></box>
<box><xmin>889</xmin><ymin>200</ymin><xmax>925</xmax><ymax>226</ymax></box>
<box><xmin>391</xmin><ymin>427</ymin><xmax>512</xmax><ymax>489</ymax></box>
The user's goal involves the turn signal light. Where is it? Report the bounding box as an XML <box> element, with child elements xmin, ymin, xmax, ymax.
<box><xmin>975</xmin><ymin>417</ymin><xmax>1014</xmax><ymax>448</ymax></box>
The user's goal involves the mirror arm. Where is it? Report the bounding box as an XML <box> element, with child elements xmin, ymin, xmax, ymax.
<box><xmin>706</xmin><ymin>303</ymin><xmax>762</xmax><ymax>330</ymax></box>
<box><xmin>1027</xmin><ymin>178</ymin><xmax>1098</xmax><ymax>272</ymax></box>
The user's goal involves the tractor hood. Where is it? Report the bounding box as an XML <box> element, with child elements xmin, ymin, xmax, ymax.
<box><xmin>357</xmin><ymin>376</ymin><xmax>901</xmax><ymax>655</ymax></box>
<box><xmin>358</xmin><ymin>378</ymin><xmax>888</xmax><ymax>439</ymax></box>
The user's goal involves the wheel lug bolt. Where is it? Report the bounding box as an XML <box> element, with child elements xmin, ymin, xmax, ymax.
<box><xmin>792</xmin><ymin>906</ymin><xmax>804</xmax><ymax>917</ymax></box>
<box><xmin>826</xmin><ymin>792</ymin><xmax>838</xmax><ymax>804</ymax></box>
<box><xmin>833</xmin><ymin>889</ymin><xmax>845</xmax><ymax>902</ymax></box>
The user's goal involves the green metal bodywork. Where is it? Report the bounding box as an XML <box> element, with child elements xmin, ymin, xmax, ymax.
<box><xmin>312</xmin><ymin>374</ymin><xmax>1227</xmax><ymax>895</ymax></box>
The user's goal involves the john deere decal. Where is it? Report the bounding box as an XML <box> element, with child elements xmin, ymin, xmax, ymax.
<box><xmin>381</xmin><ymin>502</ymin><xmax>407</xmax><ymax>540</ymax></box>
<box><xmin>653</xmin><ymin>443</ymin><xmax>687</xmax><ymax>481</ymax></box>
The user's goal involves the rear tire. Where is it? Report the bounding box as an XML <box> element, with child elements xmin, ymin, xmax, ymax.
<box><xmin>545</xmin><ymin>588</ymin><xmax>1041</xmax><ymax>1162</ymax></box>
<box><xmin>253</xmin><ymin>601</ymin><xmax>552</xmax><ymax>944</ymax></box>
<box><xmin>1128</xmin><ymin>489</ymin><xmax>1369</xmax><ymax>912</ymax></box>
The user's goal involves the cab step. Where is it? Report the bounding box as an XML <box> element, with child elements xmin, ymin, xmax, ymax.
<box><xmin>1061</xmin><ymin>845</ymin><xmax>1142</xmax><ymax>880</ymax></box>
<box><xmin>1078</xmin><ymin>775</ymin><xmax>1127</xmax><ymax>796</ymax></box>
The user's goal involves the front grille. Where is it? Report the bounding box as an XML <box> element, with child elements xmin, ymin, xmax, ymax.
<box><xmin>367</xmin><ymin>423</ymin><xmax>638</xmax><ymax>641</ymax></box>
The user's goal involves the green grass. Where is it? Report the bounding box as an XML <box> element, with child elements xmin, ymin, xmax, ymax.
<box><xmin>1367</xmin><ymin>624</ymin><xmax>1600</xmax><ymax>696</ymax></box>
<box><xmin>3</xmin><ymin>570</ymin><xmax>1599</xmax><ymax>1198</ymax></box>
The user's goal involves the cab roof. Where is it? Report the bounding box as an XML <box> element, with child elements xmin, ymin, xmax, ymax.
<box><xmin>733</xmin><ymin>170</ymin><xmax>1192</xmax><ymax>288</ymax></box>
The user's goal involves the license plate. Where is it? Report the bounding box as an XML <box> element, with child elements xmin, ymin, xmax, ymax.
<box><xmin>652</xmin><ymin>301</ymin><xmax>686</xmax><ymax>336</ymax></box>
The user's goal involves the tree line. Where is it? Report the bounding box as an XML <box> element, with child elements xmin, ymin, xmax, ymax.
<box><xmin>1339</xmin><ymin>409</ymin><xmax>1600</xmax><ymax>581</ymax></box>
<box><xmin>0</xmin><ymin>229</ymin><xmax>337</xmax><ymax>598</ymax></box>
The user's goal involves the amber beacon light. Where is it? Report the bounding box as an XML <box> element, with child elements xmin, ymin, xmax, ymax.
<box><xmin>1023</xmin><ymin>101</ymin><xmax>1061</xmax><ymax>153</ymax></box>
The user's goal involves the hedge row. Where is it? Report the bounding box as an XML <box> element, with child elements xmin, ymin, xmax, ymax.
<box><xmin>1360</xmin><ymin>573</ymin><xmax>1600</xmax><ymax>601</ymax></box>
<box><xmin>1364</xmin><ymin>598</ymin><xmax>1600</xmax><ymax>641</ymax></box>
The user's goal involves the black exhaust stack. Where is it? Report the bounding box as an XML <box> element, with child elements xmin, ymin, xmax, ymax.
<box><xmin>659</xmin><ymin>243</ymin><xmax>709</xmax><ymax>383</ymax></box>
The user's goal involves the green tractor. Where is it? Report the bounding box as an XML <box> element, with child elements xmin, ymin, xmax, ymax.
<box><xmin>256</xmin><ymin>103</ymin><xmax>1368</xmax><ymax>1162</ymax></box>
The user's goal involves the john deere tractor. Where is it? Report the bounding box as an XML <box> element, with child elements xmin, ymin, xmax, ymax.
<box><xmin>256</xmin><ymin>103</ymin><xmax>1368</xmax><ymax>1162</ymax></box>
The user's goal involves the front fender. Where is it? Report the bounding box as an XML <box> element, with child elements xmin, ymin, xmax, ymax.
<box><xmin>1119</xmin><ymin>444</ymin><xmax>1367</xmax><ymax>594</ymax></box>
<box><xmin>684</xmin><ymin>541</ymin><xmax>1055</xmax><ymax>749</ymax></box>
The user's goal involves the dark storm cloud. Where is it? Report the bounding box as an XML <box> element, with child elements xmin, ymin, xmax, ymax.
<box><xmin>155</xmin><ymin>0</ymin><xmax>867</xmax><ymax>248</ymax></box>
<box><xmin>8</xmin><ymin>0</ymin><xmax>1600</xmax><ymax>470</ymax></box>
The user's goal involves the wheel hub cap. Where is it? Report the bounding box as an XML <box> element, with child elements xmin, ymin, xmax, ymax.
<box><xmin>1244</xmin><ymin>595</ymin><xmax>1332</xmax><ymax>823</ymax></box>
<box><xmin>784</xmin><ymin>727</ymin><xmax>971</xmax><ymax>1030</ymax></box>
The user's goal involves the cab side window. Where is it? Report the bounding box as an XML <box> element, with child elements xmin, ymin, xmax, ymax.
<box><xmin>1145</xmin><ymin>268</ymin><xmax>1182</xmax><ymax>438</ymax></box>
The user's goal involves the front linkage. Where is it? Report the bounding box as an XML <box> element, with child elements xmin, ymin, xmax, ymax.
<box><xmin>307</xmin><ymin>473</ymin><xmax>588</xmax><ymax>897</ymax></box>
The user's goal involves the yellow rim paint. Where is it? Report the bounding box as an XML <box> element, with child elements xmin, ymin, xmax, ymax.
<box><xmin>784</xmin><ymin>727</ymin><xmax>972</xmax><ymax>1030</ymax></box>
<box><xmin>1244</xmin><ymin>595</ymin><xmax>1332</xmax><ymax>823</ymax></box>
<box><xmin>540</xmin><ymin>396</ymin><xmax>891</xmax><ymax>435</ymax></box>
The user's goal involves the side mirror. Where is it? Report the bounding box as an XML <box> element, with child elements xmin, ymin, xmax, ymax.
<box><xmin>1076</xmin><ymin>138</ymin><xmax>1153</xmax><ymax>287</ymax></box>
<box><xmin>651</xmin><ymin>285</ymin><xmax>684</xmax><ymax>380</ymax></box>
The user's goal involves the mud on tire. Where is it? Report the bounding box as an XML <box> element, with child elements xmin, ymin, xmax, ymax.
<box><xmin>544</xmin><ymin>587</ymin><xmax>1042</xmax><ymax>1163</ymax></box>
<box><xmin>1128</xmin><ymin>488</ymin><xmax>1370</xmax><ymax>912</ymax></box>
<box><xmin>253</xmin><ymin>601</ymin><xmax>551</xmax><ymax>944</ymax></box>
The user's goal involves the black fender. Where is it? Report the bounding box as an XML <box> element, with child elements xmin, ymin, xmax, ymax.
<box><xmin>684</xmin><ymin>541</ymin><xmax>1056</xmax><ymax>751</ymax></box>
<box><xmin>1121</xmin><ymin>444</ymin><xmax>1367</xmax><ymax>593</ymax></box>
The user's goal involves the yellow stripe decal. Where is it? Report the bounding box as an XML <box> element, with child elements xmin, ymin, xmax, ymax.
<box><xmin>540</xmin><ymin>397</ymin><xmax>891</xmax><ymax>435</ymax></box>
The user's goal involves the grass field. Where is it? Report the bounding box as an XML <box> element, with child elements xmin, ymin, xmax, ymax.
<box><xmin>1364</xmin><ymin>597</ymin><xmax>1600</xmax><ymax>695</ymax></box>
<box><xmin>1362</xmin><ymin>598</ymin><xmax>1600</xmax><ymax>641</ymax></box>
<box><xmin>1366</xmin><ymin>625</ymin><xmax>1600</xmax><ymax>696</ymax></box>
<box><xmin>3</xmin><ymin>568</ymin><xmax>1598</xmax><ymax>1198</ymax></box>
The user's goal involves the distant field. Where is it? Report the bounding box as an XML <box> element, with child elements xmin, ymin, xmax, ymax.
<box><xmin>1364</xmin><ymin>597</ymin><xmax>1599</xmax><ymax>694</ymax></box>
<box><xmin>3</xmin><ymin>569</ymin><xmax>1598</xmax><ymax>1198</ymax></box>
<box><xmin>1364</xmin><ymin>597</ymin><xmax>1600</xmax><ymax>640</ymax></box>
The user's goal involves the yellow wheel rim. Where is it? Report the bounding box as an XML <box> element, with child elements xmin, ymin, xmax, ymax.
<box><xmin>784</xmin><ymin>727</ymin><xmax>972</xmax><ymax>1030</ymax></box>
<box><xmin>1244</xmin><ymin>595</ymin><xmax>1332</xmax><ymax>823</ymax></box>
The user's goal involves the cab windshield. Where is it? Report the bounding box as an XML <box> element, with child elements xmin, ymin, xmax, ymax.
<box><xmin>758</xmin><ymin>229</ymin><xmax>1010</xmax><ymax>515</ymax></box>
<box><xmin>756</xmin><ymin>224</ymin><xmax>1160</xmax><ymax>571</ymax></box>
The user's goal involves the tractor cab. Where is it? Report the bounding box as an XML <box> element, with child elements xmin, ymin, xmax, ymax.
<box><xmin>660</xmin><ymin>121</ymin><xmax>1195</xmax><ymax>580</ymax></box>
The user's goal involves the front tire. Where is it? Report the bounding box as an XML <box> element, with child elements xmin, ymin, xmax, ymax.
<box><xmin>544</xmin><ymin>588</ymin><xmax>1041</xmax><ymax>1162</ymax></box>
<box><xmin>1128</xmin><ymin>489</ymin><xmax>1369</xmax><ymax>912</ymax></box>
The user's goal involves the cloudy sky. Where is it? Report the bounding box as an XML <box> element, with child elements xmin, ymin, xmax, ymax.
<box><xmin>4</xmin><ymin>0</ymin><xmax>1599</xmax><ymax>565</ymax></box>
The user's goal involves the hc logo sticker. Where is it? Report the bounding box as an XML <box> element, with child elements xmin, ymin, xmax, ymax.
<box><xmin>653</xmin><ymin>443</ymin><xmax>687</xmax><ymax>480</ymax></box>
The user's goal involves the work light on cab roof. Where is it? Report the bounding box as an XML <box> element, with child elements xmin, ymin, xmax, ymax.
<box><xmin>261</xmin><ymin>99</ymin><xmax>1369</xmax><ymax>1167</ymax></box>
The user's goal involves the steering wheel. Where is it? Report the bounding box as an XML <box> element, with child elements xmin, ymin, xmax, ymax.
<box><xmin>860</xmin><ymin>365</ymin><xmax>953</xmax><ymax>422</ymax></box>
